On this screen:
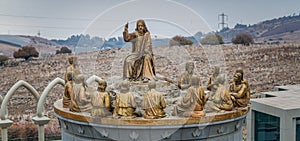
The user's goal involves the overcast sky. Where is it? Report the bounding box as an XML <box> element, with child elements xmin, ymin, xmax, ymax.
<box><xmin>0</xmin><ymin>0</ymin><xmax>299</xmax><ymax>39</ymax></box>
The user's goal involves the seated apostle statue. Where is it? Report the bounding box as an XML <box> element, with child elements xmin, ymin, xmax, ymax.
<box><xmin>141</xmin><ymin>81</ymin><xmax>166</xmax><ymax>119</ymax></box>
<box><xmin>90</xmin><ymin>80</ymin><xmax>111</xmax><ymax>117</ymax></box>
<box><xmin>176</xmin><ymin>75</ymin><xmax>206</xmax><ymax>118</ymax></box>
<box><xmin>205</xmin><ymin>75</ymin><xmax>234</xmax><ymax>112</ymax></box>
<box><xmin>69</xmin><ymin>74</ymin><xmax>92</xmax><ymax>112</ymax></box>
<box><xmin>113</xmin><ymin>81</ymin><xmax>137</xmax><ymax>118</ymax></box>
<box><xmin>229</xmin><ymin>69</ymin><xmax>250</xmax><ymax>108</ymax></box>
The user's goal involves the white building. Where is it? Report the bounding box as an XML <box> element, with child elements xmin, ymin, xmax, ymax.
<box><xmin>247</xmin><ymin>84</ymin><xmax>300</xmax><ymax>141</ymax></box>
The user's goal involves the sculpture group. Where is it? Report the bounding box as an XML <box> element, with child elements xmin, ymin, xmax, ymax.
<box><xmin>62</xmin><ymin>19</ymin><xmax>250</xmax><ymax>119</ymax></box>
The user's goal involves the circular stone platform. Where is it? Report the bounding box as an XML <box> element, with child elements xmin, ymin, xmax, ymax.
<box><xmin>54</xmin><ymin>99</ymin><xmax>248</xmax><ymax>141</ymax></box>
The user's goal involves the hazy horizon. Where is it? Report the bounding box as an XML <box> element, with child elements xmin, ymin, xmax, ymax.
<box><xmin>0</xmin><ymin>0</ymin><xmax>299</xmax><ymax>40</ymax></box>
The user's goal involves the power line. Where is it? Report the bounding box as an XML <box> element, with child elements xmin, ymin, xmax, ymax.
<box><xmin>0</xmin><ymin>14</ymin><xmax>144</xmax><ymax>22</ymax></box>
<box><xmin>0</xmin><ymin>13</ymin><xmax>92</xmax><ymax>21</ymax></box>
<box><xmin>0</xmin><ymin>23</ymin><xmax>85</xmax><ymax>30</ymax></box>
<box><xmin>218</xmin><ymin>13</ymin><xmax>228</xmax><ymax>30</ymax></box>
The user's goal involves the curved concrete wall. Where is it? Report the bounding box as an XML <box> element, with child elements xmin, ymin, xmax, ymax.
<box><xmin>54</xmin><ymin>100</ymin><xmax>247</xmax><ymax>141</ymax></box>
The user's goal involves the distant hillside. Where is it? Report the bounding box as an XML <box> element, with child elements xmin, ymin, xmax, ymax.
<box><xmin>217</xmin><ymin>14</ymin><xmax>300</xmax><ymax>44</ymax></box>
<box><xmin>0</xmin><ymin>35</ymin><xmax>30</xmax><ymax>47</ymax></box>
<box><xmin>24</xmin><ymin>35</ymin><xmax>62</xmax><ymax>56</ymax></box>
<box><xmin>51</xmin><ymin>34</ymin><xmax>175</xmax><ymax>52</ymax></box>
<box><xmin>53</xmin><ymin>14</ymin><xmax>300</xmax><ymax>50</ymax></box>
<box><xmin>51</xmin><ymin>34</ymin><xmax>105</xmax><ymax>52</ymax></box>
<box><xmin>0</xmin><ymin>43</ymin><xmax>19</xmax><ymax>57</ymax></box>
<box><xmin>0</xmin><ymin>35</ymin><xmax>62</xmax><ymax>57</ymax></box>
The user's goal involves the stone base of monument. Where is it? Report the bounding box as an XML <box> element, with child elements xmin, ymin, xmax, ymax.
<box><xmin>54</xmin><ymin>99</ymin><xmax>248</xmax><ymax>141</ymax></box>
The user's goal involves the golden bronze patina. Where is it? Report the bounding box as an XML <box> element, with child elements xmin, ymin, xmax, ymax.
<box><xmin>63</xmin><ymin>71</ymin><xmax>73</xmax><ymax>108</ymax></box>
<box><xmin>59</xmin><ymin>20</ymin><xmax>252</xmax><ymax>122</ymax></box>
<box><xmin>230</xmin><ymin>69</ymin><xmax>250</xmax><ymax>108</ymax></box>
<box><xmin>207</xmin><ymin>66</ymin><xmax>220</xmax><ymax>91</ymax></box>
<box><xmin>141</xmin><ymin>81</ymin><xmax>166</xmax><ymax>119</ymax></box>
<box><xmin>69</xmin><ymin>74</ymin><xmax>91</xmax><ymax>112</ymax></box>
<box><xmin>176</xmin><ymin>75</ymin><xmax>206</xmax><ymax>118</ymax></box>
<box><xmin>65</xmin><ymin>56</ymin><xmax>80</xmax><ymax>83</ymax></box>
<box><xmin>205</xmin><ymin>75</ymin><xmax>234</xmax><ymax>112</ymax></box>
<box><xmin>178</xmin><ymin>62</ymin><xmax>194</xmax><ymax>90</ymax></box>
<box><xmin>123</xmin><ymin>19</ymin><xmax>156</xmax><ymax>82</ymax></box>
<box><xmin>113</xmin><ymin>81</ymin><xmax>137</xmax><ymax>118</ymax></box>
<box><xmin>64</xmin><ymin>56</ymin><xmax>81</xmax><ymax>109</ymax></box>
<box><xmin>91</xmin><ymin>80</ymin><xmax>111</xmax><ymax>117</ymax></box>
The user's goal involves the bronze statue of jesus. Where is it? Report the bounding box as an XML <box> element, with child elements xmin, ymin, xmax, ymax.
<box><xmin>123</xmin><ymin>19</ymin><xmax>156</xmax><ymax>82</ymax></box>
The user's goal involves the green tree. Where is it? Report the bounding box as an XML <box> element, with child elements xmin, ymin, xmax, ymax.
<box><xmin>232</xmin><ymin>32</ymin><xmax>254</xmax><ymax>46</ymax></box>
<box><xmin>200</xmin><ymin>34</ymin><xmax>224</xmax><ymax>45</ymax></box>
<box><xmin>56</xmin><ymin>46</ymin><xmax>72</xmax><ymax>54</ymax></box>
<box><xmin>0</xmin><ymin>55</ymin><xmax>9</xmax><ymax>65</ymax></box>
<box><xmin>169</xmin><ymin>35</ymin><xmax>193</xmax><ymax>46</ymax></box>
<box><xmin>13</xmin><ymin>46</ymin><xmax>39</xmax><ymax>60</ymax></box>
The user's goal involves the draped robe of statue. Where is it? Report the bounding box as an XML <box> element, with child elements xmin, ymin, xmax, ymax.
<box><xmin>123</xmin><ymin>31</ymin><xmax>156</xmax><ymax>81</ymax></box>
<box><xmin>206</xmin><ymin>66</ymin><xmax>220</xmax><ymax>91</ymax></box>
<box><xmin>207</xmin><ymin>73</ymin><xmax>219</xmax><ymax>91</ymax></box>
<box><xmin>141</xmin><ymin>89</ymin><xmax>166</xmax><ymax>119</ymax></box>
<box><xmin>177</xmin><ymin>62</ymin><xmax>194</xmax><ymax>90</ymax></box>
<box><xmin>177</xmin><ymin>85</ymin><xmax>206</xmax><ymax>117</ymax></box>
<box><xmin>205</xmin><ymin>85</ymin><xmax>234</xmax><ymax>112</ymax></box>
<box><xmin>91</xmin><ymin>91</ymin><xmax>111</xmax><ymax>117</ymax></box>
<box><xmin>70</xmin><ymin>83</ymin><xmax>92</xmax><ymax>112</ymax></box>
<box><xmin>113</xmin><ymin>92</ymin><xmax>137</xmax><ymax>118</ymax></box>
<box><xmin>216</xmin><ymin>86</ymin><xmax>234</xmax><ymax>111</ymax></box>
<box><xmin>178</xmin><ymin>71</ymin><xmax>192</xmax><ymax>90</ymax></box>
<box><xmin>63</xmin><ymin>80</ymin><xmax>73</xmax><ymax>108</ymax></box>
<box><xmin>230</xmin><ymin>69</ymin><xmax>250</xmax><ymax>108</ymax></box>
<box><xmin>230</xmin><ymin>81</ymin><xmax>249</xmax><ymax>107</ymax></box>
<box><xmin>65</xmin><ymin>60</ymin><xmax>81</xmax><ymax>83</ymax></box>
<box><xmin>64</xmin><ymin>58</ymin><xmax>80</xmax><ymax>108</ymax></box>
